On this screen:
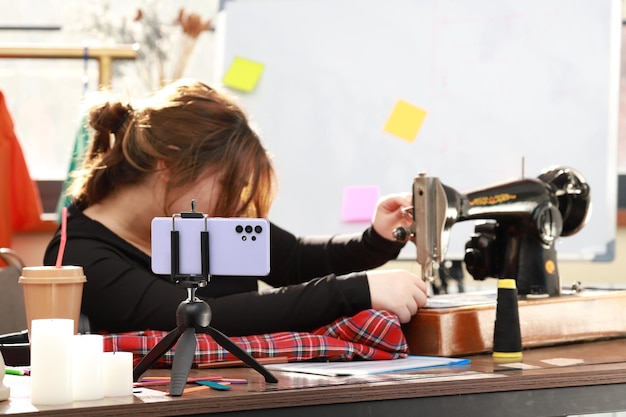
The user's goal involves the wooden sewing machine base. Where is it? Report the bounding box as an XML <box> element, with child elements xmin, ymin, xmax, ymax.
<box><xmin>402</xmin><ymin>288</ymin><xmax>626</xmax><ymax>357</ymax></box>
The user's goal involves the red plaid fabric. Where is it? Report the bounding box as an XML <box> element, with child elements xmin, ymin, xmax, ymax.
<box><xmin>102</xmin><ymin>309</ymin><xmax>408</xmax><ymax>367</ymax></box>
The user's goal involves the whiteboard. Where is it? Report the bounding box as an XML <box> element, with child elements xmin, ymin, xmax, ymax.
<box><xmin>217</xmin><ymin>0</ymin><xmax>621</xmax><ymax>261</ymax></box>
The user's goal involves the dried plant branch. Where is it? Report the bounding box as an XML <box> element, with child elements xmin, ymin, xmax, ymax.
<box><xmin>71</xmin><ymin>1</ymin><xmax>212</xmax><ymax>91</ymax></box>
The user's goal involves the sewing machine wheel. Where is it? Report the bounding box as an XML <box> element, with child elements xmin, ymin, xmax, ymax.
<box><xmin>538</xmin><ymin>166</ymin><xmax>591</xmax><ymax>237</ymax></box>
<box><xmin>464</xmin><ymin>222</ymin><xmax>506</xmax><ymax>281</ymax></box>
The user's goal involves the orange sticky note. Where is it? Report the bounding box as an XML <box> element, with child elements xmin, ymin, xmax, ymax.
<box><xmin>341</xmin><ymin>185</ymin><xmax>380</xmax><ymax>223</ymax></box>
<box><xmin>383</xmin><ymin>99</ymin><xmax>428</xmax><ymax>142</ymax></box>
<box><xmin>222</xmin><ymin>56</ymin><xmax>265</xmax><ymax>92</ymax></box>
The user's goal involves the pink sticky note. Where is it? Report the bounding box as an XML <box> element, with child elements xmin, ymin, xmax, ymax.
<box><xmin>341</xmin><ymin>186</ymin><xmax>380</xmax><ymax>223</ymax></box>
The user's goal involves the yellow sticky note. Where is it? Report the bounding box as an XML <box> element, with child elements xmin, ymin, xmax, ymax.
<box><xmin>383</xmin><ymin>99</ymin><xmax>428</xmax><ymax>142</ymax></box>
<box><xmin>222</xmin><ymin>56</ymin><xmax>265</xmax><ymax>92</ymax></box>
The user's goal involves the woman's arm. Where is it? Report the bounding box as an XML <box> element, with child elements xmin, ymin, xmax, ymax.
<box><xmin>263</xmin><ymin>193</ymin><xmax>412</xmax><ymax>288</ymax></box>
<box><xmin>263</xmin><ymin>223</ymin><xmax>405</xmax><ymax>288</ymax></box>
<box><xmin>208</xmin><ymin>273</ymin><xmax>370</xmax><ymax>335</ymax></box>
<box><xmin>44</xmin><ymin>234</ymin><xmax>371</xmax><ymax>335</ymax></box>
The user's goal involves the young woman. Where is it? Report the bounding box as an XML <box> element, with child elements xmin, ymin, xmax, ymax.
<box><xmin>43</xmin><ymin>79</ymin><xmax>428</xmax><ymax>335</ymax></box>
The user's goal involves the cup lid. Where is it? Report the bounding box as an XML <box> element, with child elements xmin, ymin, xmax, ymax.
<box><xmin>19</xmin><ymin>266</ymin><xmax>86</xmax><ymax>283</ymax></box>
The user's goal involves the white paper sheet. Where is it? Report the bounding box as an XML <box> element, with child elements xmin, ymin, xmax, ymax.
<box><xmin>265</xmin><ymin>355</ymin><xmax>470</xmax><ymax>377</ymax></box>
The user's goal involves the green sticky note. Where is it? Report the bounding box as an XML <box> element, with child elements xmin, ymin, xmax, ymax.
<box><xmin>383</xmin><ymin>99</ymin><xmax>428</xmax><ymax>142</ymax></box>
<box><xmin>222</xmin><ymin>56</ymin><xmax>265</xmax><ymax>92</ymax></box>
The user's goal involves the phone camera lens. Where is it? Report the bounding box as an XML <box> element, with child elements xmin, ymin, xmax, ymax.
<box><xmin>255</xmin><ymin>225</ymin><xmax>263</xmax><ymax>233</ymax></box>
<box><xmin>251</xmin><ymin>236</ymin><xmax>257</xmax><ymax>241</ymax></box>
<box><xmin>235</xmin><ymin>225</ymin><xmax>243</xmax><ymax>233</ymax></box>
<box><xmin>245</xmin><ymin>225</ymin><xmax>253</xmax><ymax>233</ymax></box>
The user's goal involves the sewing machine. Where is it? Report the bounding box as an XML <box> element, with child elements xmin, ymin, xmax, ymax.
<box><xmin>394</xmin><ymin>166</ymin><xmax>591</xmax><ymax>297</ymax></box>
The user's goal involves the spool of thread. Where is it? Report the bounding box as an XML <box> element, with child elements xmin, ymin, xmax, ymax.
<box><xmin>492</xmin><ymin>278</ymin><xmax>523</xmax><ymax>361</ymax></box>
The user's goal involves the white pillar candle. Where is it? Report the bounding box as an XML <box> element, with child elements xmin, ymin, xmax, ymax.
<box><xmin>72</xmin><ymin>334</ymin><xmax>104</xmax><ymax>401</ymax></box>
<box><xmin>30</xmin><ymin>319</ymin><xmax>74</xmax><ymax>405</ymax></box>
<box><xmin>102</xmin><ymin>351</ymin><xmax>134</xmax><ymax>397</ymax></box>
<box><xmin>0</xmin><ymin>350</ymin><xmax>9</xmax><ymax>401</ymax></box>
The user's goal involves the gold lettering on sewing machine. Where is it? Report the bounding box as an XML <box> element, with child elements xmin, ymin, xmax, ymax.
<box><xmin>469</xmin><ymin>193</ymin><xmax>517</xmax><ymax>206</ymax></box>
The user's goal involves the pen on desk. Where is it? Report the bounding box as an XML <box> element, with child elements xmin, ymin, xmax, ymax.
<box><xmin>139</xmin><ymin>375</ymin><xmax>222</xmax><ymax>382</ymax></box>
<box><xmin>134</xmin><ymin>376</ymin><xmax>222</xmax><ymax>387</ymax></box>
<box><xmin>218</xmin><ymin>378</ymin><xmax>247</xmax><ymax>384</ymax></box>
<box><xmin>5</xmin><ymin>368</ymin><xmax>27</xmax><ymax>376</ymax></box>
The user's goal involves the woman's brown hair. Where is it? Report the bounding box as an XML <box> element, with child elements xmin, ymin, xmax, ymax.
<box><xmin>70</xmin><ymin>79</ymin><xmax>275</xmax><ymax>217</ymax></box>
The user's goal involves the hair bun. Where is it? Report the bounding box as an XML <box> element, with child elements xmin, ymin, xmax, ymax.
<box><xmin>111</xmin><ymin>105</ymin><xmax>132</xmax><ymax>134</ymax></box>
<box><xmin>90</xmin><ymin>101</ymin><xmax>132</xmax><ymax>134</ymax></box>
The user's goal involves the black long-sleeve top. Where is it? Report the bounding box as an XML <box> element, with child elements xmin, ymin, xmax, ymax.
<box><xmin>43</xmin><ymin>205</ymin><xmax>405</xmax><ymax>336</ymax></box>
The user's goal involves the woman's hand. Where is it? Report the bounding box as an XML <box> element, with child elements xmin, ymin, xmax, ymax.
<box><xmin>367</xmin><ymin>269</ymin><xmax>428</xmax><ymax>323</ymax></box>
<box><xmin>371</xmin><ymin>193</ymin><xmax>413</xmax><ymax>242</ymax></box>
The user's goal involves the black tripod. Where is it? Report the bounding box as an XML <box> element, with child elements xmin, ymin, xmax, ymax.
<box><xmin>133</xmin><ymin>208</ymin><xmax>278</xmax><ymax>396</ymax></box>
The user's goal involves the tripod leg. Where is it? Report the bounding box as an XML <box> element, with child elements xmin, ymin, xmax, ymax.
<box><xmin>133</xmin><ymin>327</ymin><xmax>182</xmax><ymax>382</ymax></box>
<box><xmin>206</xmin><ymin>326</ymin><xmax>278</xmax><ymax>383</ymax></box>
<box><xmin>169</xmin><ymin>328</ymin><xmax>197</xmax><ymax>396</ymax></box>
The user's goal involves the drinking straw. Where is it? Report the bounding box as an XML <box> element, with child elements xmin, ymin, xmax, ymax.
<box><xmin>55</xmin><ymin>206</ymin><xmax>68</xmax><ymax>267</ymax></box>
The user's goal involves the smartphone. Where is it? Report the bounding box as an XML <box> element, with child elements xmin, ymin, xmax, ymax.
<box><xmin>151</xmin><ymin>217</ymin><xmax>270</xmax><ymax>277</ymax></box>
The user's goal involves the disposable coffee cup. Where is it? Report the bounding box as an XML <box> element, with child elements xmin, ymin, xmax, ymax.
<box><xmin>19</xmin><ymin>266</ymin><xmax>86</xmax><ymax>335</ymax></box>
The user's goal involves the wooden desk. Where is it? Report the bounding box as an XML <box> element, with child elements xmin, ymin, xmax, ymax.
<box><xmin>2</xmin><ymin>338</ymin><xmax>626</xmax><ymax>417</ymax></box>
